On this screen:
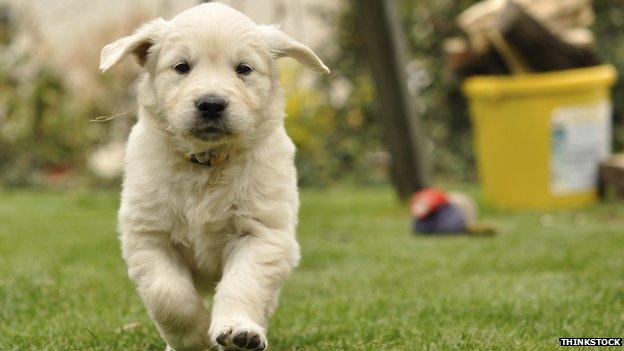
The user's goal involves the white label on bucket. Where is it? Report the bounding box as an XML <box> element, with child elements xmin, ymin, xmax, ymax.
<box><xmin>550</xmin><ymin>101</ymin><xmax>611</xmax><ymax>195</ymax></box>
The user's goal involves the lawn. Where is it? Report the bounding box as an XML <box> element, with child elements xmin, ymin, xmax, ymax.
<box><xmin>0</xmin><ymin>187</ymin><xmax>622</xmax><ymax>350</ymax></box>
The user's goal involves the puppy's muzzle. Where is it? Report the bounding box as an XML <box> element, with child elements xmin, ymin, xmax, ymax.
<box><xmin>190</xmin><ymin>94</ymin><xmax>233</xmax><ymax>141</ymax></box>
<box><xmin>196</xmin><ymin>94</ymin><xmax>228</xmax><ymax>120</ymax></box>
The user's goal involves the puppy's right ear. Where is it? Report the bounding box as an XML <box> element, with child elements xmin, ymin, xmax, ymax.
<box><xmin>100</xmin><ymin>18</ymin><xmax>167</xmax><ymax>72</ymax></box>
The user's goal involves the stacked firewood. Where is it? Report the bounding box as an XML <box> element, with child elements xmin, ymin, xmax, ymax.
<box><xmin>445</xmin><ymin>0</ymin><xmax>601</xmax><ymax>76</ymax></box>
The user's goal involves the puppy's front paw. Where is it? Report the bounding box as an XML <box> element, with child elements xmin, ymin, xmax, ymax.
<box><xmin>210</xmin><ymin>319</ymin><xmax>267</xmax><ymax>351</ymax></box>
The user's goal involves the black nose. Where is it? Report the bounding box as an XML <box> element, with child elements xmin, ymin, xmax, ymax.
<box><xmin>196</xmin><ymin>95</ymin><xmax>228</xmax><ymax>119</ymax></box>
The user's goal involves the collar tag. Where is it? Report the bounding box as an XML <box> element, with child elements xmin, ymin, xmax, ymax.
<box><xmin>190</xmin><ymin>150</ymin><xmax>227</xmax><ymax>167</ymax></box>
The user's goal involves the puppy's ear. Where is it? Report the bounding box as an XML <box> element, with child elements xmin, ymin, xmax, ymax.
<box><xmin>100</xmin><ymin>18</ymin><xmax>168</xmax><ymax>72</ymax></box>
<box><xmin>258</xmin><ymin>25</ymin><xmax>330</xmax><ymax>74</ymax></box>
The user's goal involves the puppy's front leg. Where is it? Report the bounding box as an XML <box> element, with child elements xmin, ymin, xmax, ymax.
<box><xmin>123</xmin><ymin>233</ymin><xmax>211</xmax><ymax>351</ymax></box>
<box><xmin>209</xmin><ymin>229</ymin><xmax>299</xmax><ymax>350</ymax></box>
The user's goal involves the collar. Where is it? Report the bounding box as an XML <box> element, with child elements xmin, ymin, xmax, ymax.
<box><xmin>189</xmin><ymin>147</ymin><xmax>237</xmax><ymax>167</ymax></box>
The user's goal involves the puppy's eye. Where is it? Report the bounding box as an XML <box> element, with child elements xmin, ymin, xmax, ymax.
<box><xmin>173</xmin><ymin>62</ymin><xmax>191</xmax><ymax>74</ymax></box>
<box><xmin>235</xmin><ymin>63</ymin><xmax>253</xmax><ymax>76</ymax></box>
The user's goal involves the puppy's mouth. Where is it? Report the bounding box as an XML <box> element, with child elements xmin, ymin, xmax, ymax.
<box><xmin>190</xmin><ymin>125</ymin><xmax>233</xmax><ymax>141</ymax></box>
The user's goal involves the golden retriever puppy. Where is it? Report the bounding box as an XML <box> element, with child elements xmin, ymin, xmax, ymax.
<box><xmin>100</xmin><ymin>2</ymin><xmax>328</xmax><ymax>350</ymax></box>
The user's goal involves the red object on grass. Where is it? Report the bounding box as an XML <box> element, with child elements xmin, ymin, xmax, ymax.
<box><xmin>409</xmin><ymin>188</ymin><xmax>450</xmax><ymax>219</ymax></box>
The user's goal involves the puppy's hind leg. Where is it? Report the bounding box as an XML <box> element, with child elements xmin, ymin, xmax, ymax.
<box><xmin>123</xmin><ymin>233</ymin><xmax>211</xmax><ymax>351</ymax></box>
<box><xmin>209</xmin><ymin>229</ymin><xmax>299</xmax><ymax>351</ymax></box>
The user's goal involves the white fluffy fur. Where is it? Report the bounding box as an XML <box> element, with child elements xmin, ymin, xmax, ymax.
<box><xmin>100</xmin><ymin>3</ymin><xmax>328</xmax><ymax>351</ymax></box>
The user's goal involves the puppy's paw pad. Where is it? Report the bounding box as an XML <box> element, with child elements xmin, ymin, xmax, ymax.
<box><xmin>222</xmin><ymin>331</ymin><xmax>265</xmax><ymax>350</ymax></box>
<box><xmin>232</xmin><ymin>331</ymin><xmax>250</xmax><ymax>348</ymax></box>
<box><xmin>216</xmin><ymin>331</ymin><xmax>231</xmax><ymax>347</ymax></box>
<box><xmin>247</xmin><ymin>334</ymin><xmax>261</xmax><ymax>349</ymax></box>
<box><xmin>210</xmin><ymin>320</ymin><xmax>266</xmax><ymax>351</ymax></box>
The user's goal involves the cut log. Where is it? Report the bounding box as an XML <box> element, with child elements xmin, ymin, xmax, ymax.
<box><xmin>443</xmin><ymin>36</ymin><xmax>510</xmax><ymax>77</ymax></box>
<box><xmin>560</xmin><ymin>28</ymin><xmax>595</xmax><ymax>49</ymax></box>
<box><xmin>496</xmin><ymin>1</ymin><xmax>601</xmax><ymax>72</ymax></box>
<box><xmin>458</xmin><ymin>0</ymin><xmax>594</xmax><ymax>41</ymax></box>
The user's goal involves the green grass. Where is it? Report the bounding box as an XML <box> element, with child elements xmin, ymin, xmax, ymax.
<box><xmin>0</xmin><ymin>187</ymin><xmax>622</xmax><ymax>350</ymax></box>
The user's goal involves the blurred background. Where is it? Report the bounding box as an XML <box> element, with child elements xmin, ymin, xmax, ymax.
<box><xmin>0</xmin><ymin>0</ymin><xmax>622</xmax><ymax>192</ymax></box>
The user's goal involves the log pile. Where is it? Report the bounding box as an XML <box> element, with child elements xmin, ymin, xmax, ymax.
<box><xmin>445</xmin><ymin>0</ymin><xmax>601</xmax><ymax>76</ymax></box>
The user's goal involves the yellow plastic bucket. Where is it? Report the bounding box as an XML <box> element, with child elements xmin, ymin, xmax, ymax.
<box><xmin>463</xmin><ymin>65</ymin><xmax>617</xmax><ymax>209</ymax></box>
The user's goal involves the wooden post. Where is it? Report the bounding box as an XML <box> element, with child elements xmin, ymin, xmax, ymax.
<box><xmin>355</xmin><ymin>0</ymin><xmax>428</xmax><ymax>200</ymax></box>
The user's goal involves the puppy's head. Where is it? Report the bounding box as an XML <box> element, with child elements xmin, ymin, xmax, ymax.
<box><xmin>100</xmin><ymin>2</ymin><xmax>328</xmax><ymax>148</ymax></box>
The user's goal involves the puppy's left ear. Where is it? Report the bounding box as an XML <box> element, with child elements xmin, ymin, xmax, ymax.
<box><xmin>259</xmin><ymin>25</ymin><xmax>330</xmax><ymax>74</ymax></box>
<box><xmin>100</xmin><ymin>18</ymin><xmax>168</xmax><ymax>72</ymax></box>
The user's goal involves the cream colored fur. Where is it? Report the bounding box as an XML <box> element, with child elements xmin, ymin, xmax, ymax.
<box><xmin>99</xmin><ymin>3</ymin><xmax>328</xmax><ymax>351</ymax></box>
